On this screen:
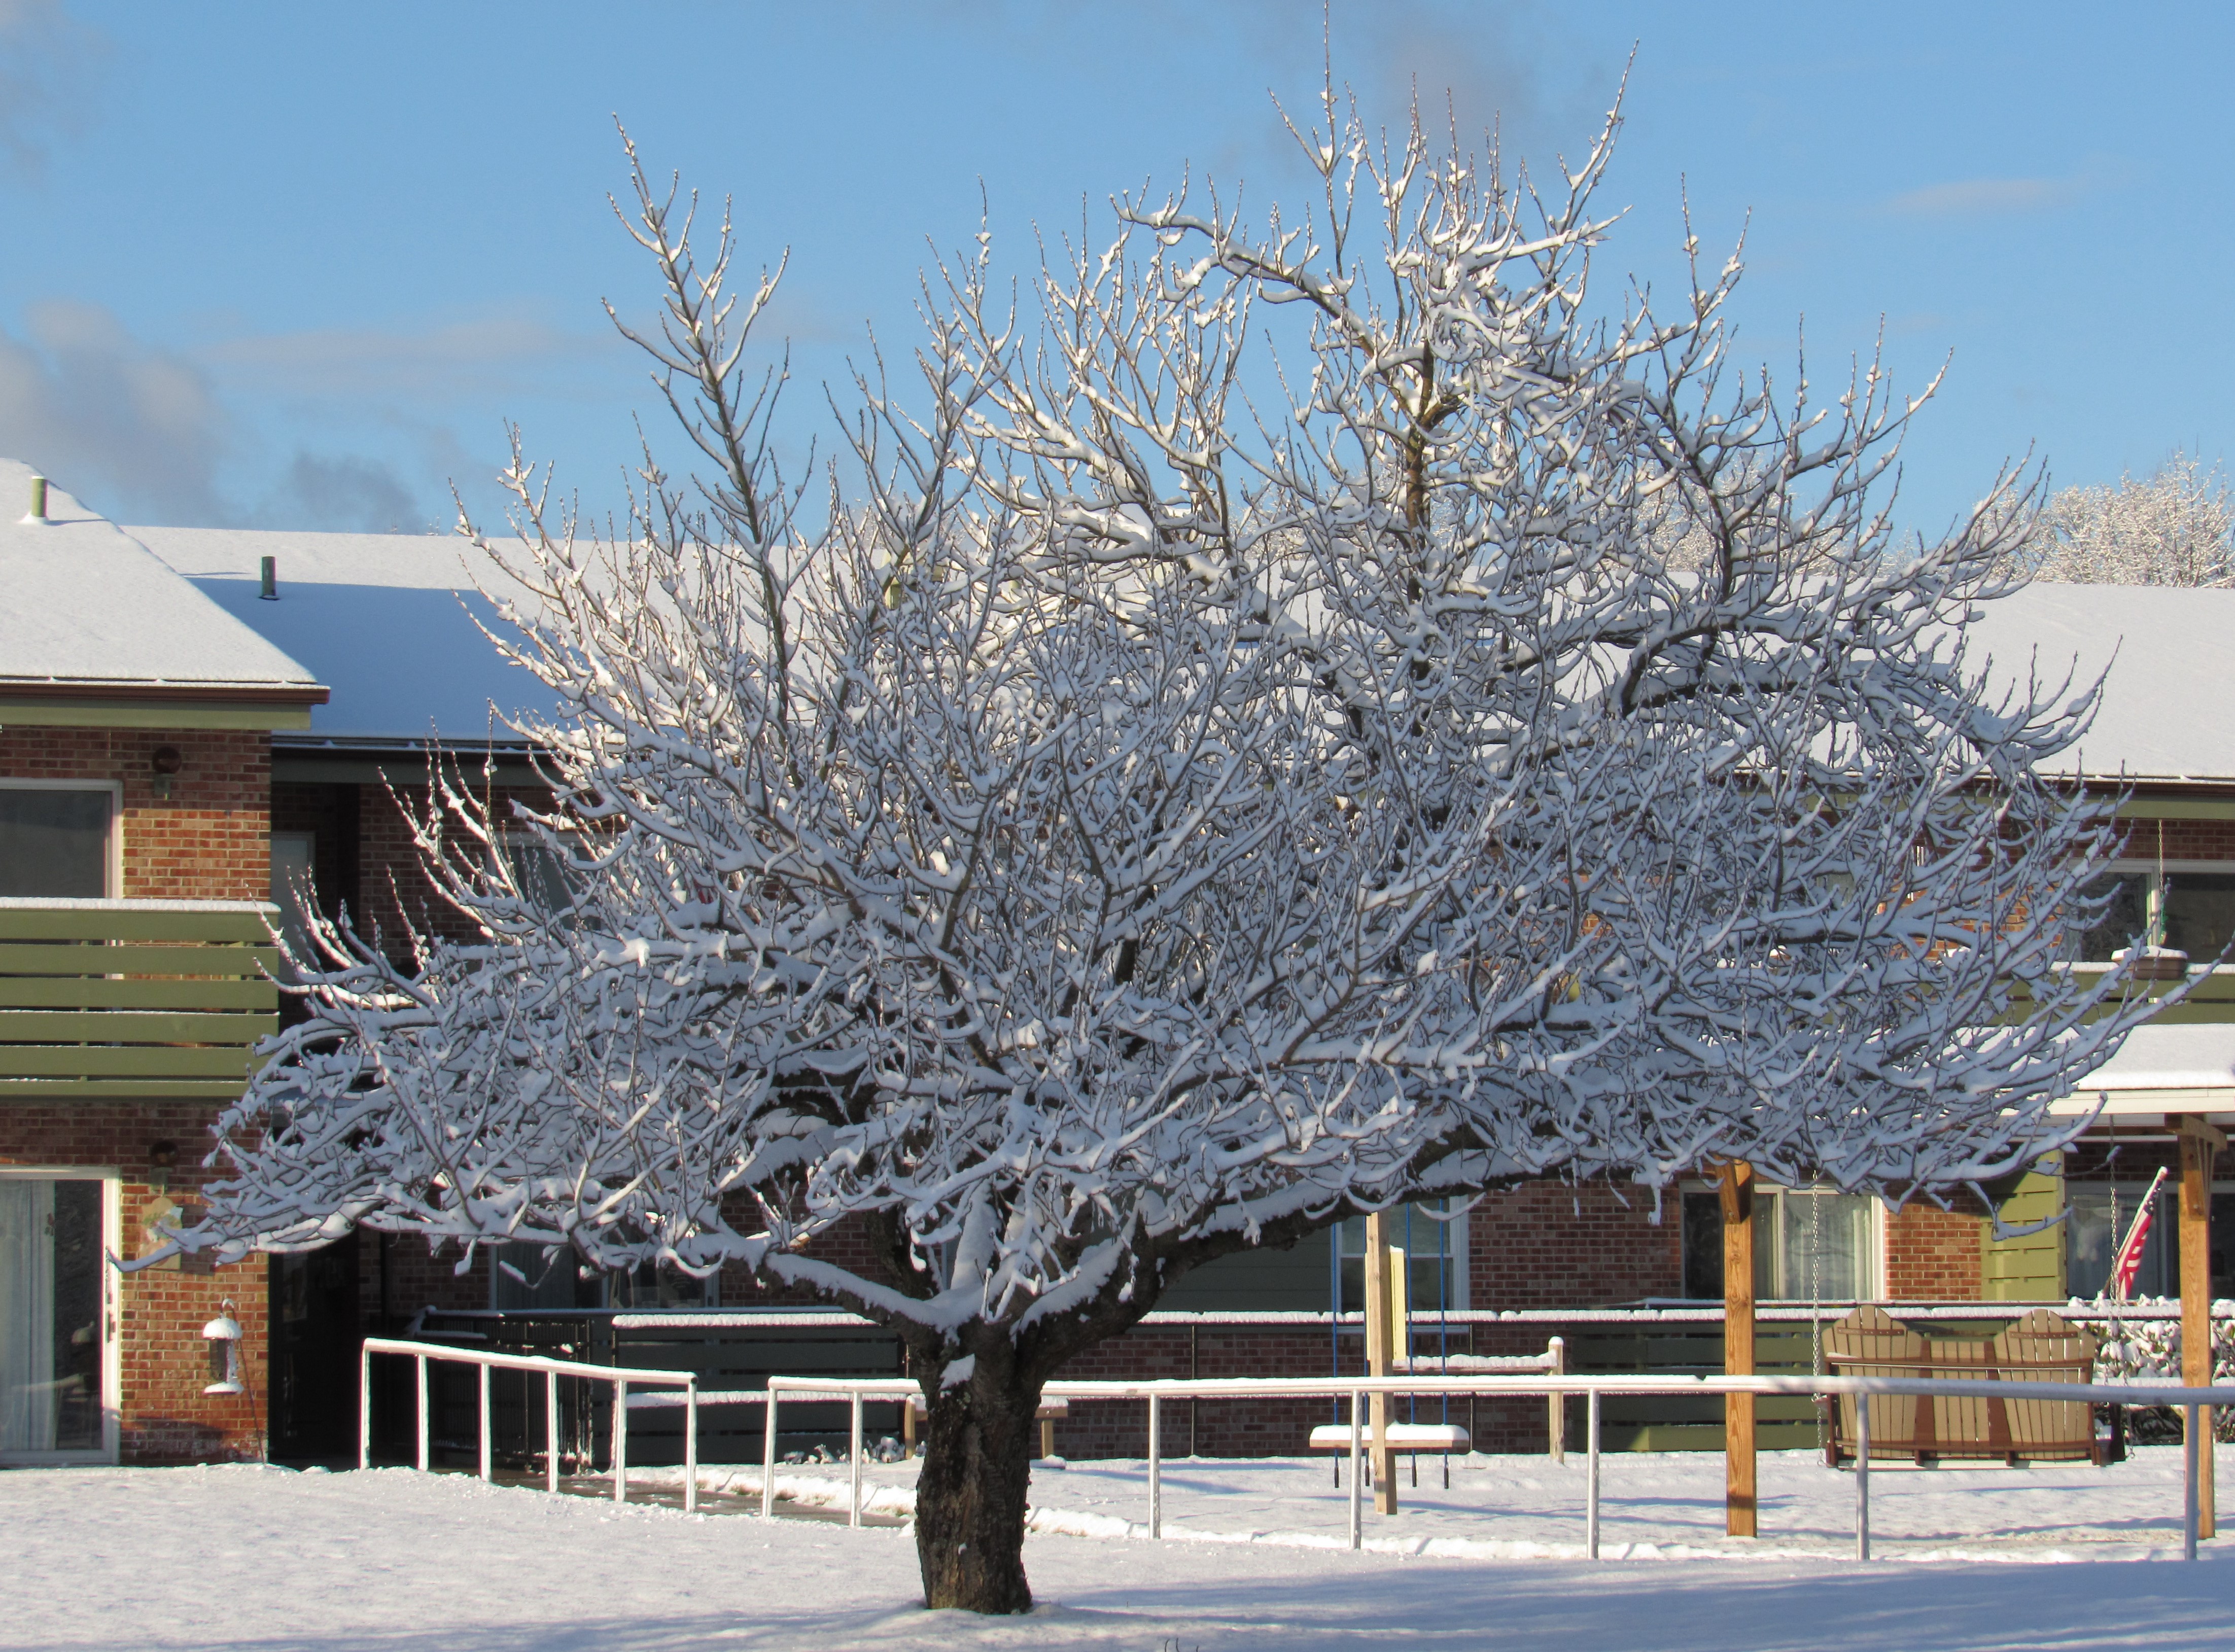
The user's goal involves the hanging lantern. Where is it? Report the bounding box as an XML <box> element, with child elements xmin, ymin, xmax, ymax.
<box><xmin>202</xmin><ymin>1299</ymin><xmax>244</xmax><ymax>1396</ymax></box>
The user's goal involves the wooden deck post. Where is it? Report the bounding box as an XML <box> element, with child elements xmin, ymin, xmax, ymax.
<box><xmin>1719</xmin><ymin>1159</ymin><xmax>1757</xmax><ymax>1537</ymax></box>
<box><xmin>1363</xmin><ymin>1210</ymin><xmax>1398</xmax><ymax>1515</ymax></box>
<box><xmin>2179</xmin><ymin>1116</ymin><xmax>2223</xmax><ymax>1540</ymax></box>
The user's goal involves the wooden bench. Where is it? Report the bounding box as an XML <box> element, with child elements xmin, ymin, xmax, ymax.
<box><xmin>1309</xmin><ymin>1420</ymin><xmax>1471</xmax><ymax>1488</ymax></box>
<box><xmin>1823</xmin><ymin>1305</ymin><xmax>2117</xmax><ymax>1467</ymax></box>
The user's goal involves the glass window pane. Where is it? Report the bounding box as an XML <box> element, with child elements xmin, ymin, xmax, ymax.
<box><xmin>2067</xmin><ymin>1182</ymin><xmax>2178</xmax><ymax>1299</ymax></box>
<box><xmin>2164</xmin><ymin>873</ymin><xmax>2235</xmax><ymax>965</ymax></box>
<box><xmin>0</xmin><ymin>790</ymin><xmax>110</xmax><ymax>898</ymax></box>
<box><xmin>500</xmin><ymin>836</ymin><xmax>585</xmax><ymax>914</ymax></box>
<box><xmin>490</xmin><ymin>1245</ymin><xmax>604</xmax><ymax>1312</ymax></box>
<box><xmin>270</xmin><ymin>832</ymin><xmax>318</xmax><ymax>978</ymax></box>
<box><xmin>1681</xmin><ymin>1191</ymin><xmax>1723</xmax><ymax>1298</ymax></box>
<box><xmin>2</xmin><ymin>1179</ymin><xmax>104</xmax><ymax>1454</ymax></box>
<box><xmin>2070</xmin><ymin>871</ymin><xmax>2147</xmax><ymax>963</ymax></box>
<box><xmin>1780</xmin><ymin>1192</ymin><xmax>1869</xmax><ymax>1300</ymax></box>
<box><xmin>1335</xmin><ymin>1202</ymin><xmax>1462</xmax><ymax>1315</ymax></box>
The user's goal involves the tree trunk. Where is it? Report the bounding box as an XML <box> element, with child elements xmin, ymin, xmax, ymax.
<box><xmin>913</xmin><ymin>1338</ymin><xmax>1042</xmax><ymax>1613</ymax></box>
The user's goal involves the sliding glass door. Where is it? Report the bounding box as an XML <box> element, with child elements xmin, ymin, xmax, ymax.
<box><xmin>0</xmin><ymin>1176</ymin><xmax>115</xmax><ymax>1461</ymax></box>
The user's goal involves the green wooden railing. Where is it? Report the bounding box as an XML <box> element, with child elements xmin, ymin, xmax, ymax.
<box><xmin>0</xmin><ymin>898</ymin><xmax>280</xmax><ymax>1100</ymax></box>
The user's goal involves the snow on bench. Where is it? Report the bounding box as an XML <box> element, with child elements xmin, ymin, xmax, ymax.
<box><xmin>1308</xmin><ymin>1422</ymin><xmax>1470</xmax><ymax>1453</ymax></box>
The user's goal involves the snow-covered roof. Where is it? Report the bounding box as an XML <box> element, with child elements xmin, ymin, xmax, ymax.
<box><xmin>2069</xmin><ymin>1024</ymin><xmax>2235</xmax><ymax>1091</ymax></box>
<box><xmin>1964</xmin><ymin>582</ymin><xmax>2235</xmax><ymax>785</ymax></box>
<box><xmin>2049</xmin><ymin>1023</ymin><xmax>2235</xmax><ymax>1119</ymax></box>
<box><xmin>132</xmin><ymin>525</ymin><xmax>562</xmax><ymax>742</ymax></box>
<box><xmin>0</xmin><ymin>461</ymin><xmax>322</xmax><ymax>701</ymax></box>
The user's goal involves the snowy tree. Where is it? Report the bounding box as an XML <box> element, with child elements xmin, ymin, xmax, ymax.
<box><xmin>2030</xmin><ymin>452</ymin><xmax>2234</xmax><ymax>585</ymax></box>
<box><xmin>176</xmin><ymin>100</ymin><xmax>2159</xmax><ymax>1612</ymax></box>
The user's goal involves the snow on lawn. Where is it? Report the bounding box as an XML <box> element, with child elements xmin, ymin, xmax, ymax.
<box><xmin>6</xmin><ymin>1455</ymin><xmax>2235</xmax><ymax>1652</ymax></box>
<box><xmin>673</xmin><ymin>1445</ymin><xmax>2232</xmax><ymax>1563</ymax></box>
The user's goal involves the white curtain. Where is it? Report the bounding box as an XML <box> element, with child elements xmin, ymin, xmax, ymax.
<box><xmin>0</xmin><ymin>1180</ymin><xmax>57</xmax><ymax>1453</ymax></box>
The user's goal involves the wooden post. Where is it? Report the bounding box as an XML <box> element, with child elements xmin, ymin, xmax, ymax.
<box><xmin>1363</xmin><ymin>1211</ymin><xmax>1398</xmax><ymax>1515</ymax></box>
<box><xmin>2180</xmin><ymin>1116</ymin><xmax>2223</xmax><ymax>1540</ymax></box>
<box><xmin>1720</xmin><ymin>1159</ymin><xmax>1757</xmax><ymax>1538</ymax></box>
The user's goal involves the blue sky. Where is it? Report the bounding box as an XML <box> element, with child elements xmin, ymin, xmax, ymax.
<box><xmin>0</xmin><ymin>2</ymin><xmax>2225</xmax><ymax>538</ymax></box>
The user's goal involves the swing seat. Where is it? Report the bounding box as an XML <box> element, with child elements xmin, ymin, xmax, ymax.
<box><xmin>1822</xmin><ymin>1305</ymin><xmax>2113</xmax><ymax>1467</ymax></box>
<box><xmin>1308</xmin><ymin>1422</ymin><xmax>1470</xmax><ymax>1453</ymax></box>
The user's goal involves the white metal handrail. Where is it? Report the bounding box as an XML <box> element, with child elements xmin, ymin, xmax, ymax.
<box><xmin>356</xmin><ymin>1341</ymin><xmax>2235</xmax><ymax>1562</ymax></box>
<box><xmin>763</xmin><ymin>1370</ymin><xmax>2235</xmax><ymax>1561</ymax></box>
<box><xmin>358</xmin><ymin>1335</ymin><xmax>700</xmax><ymax>1513</ymax></box>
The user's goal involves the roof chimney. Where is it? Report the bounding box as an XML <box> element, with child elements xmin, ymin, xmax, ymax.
<box><xmin>259</xmin><ymin>555</ymin><xmax>277</xmax><ymax>600</ymax></box>
<box><xmin>24</xmin><ymin>474</ymin><xmax>46</xmax><ymax>523</ymax></box>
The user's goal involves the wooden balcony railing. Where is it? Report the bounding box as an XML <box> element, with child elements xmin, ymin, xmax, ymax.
<box><xmin>0</xmin><ymin>898</ymin><xmax>280</xmax><ymax>1099</ymax></box>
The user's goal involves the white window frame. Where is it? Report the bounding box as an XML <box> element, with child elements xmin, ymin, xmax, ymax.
<box><xmin>1336</xmin><ymin>1203</ymin><xmax>1471</xmax><ymax>1313</ymax></box>
<box><xmin>1680</xmin><ymin>1179</ymin><xmax>1885</xmax><ymax>1304</ymax></box>
<box><xmin>0</xmin><ymin>779</ymin><xmax>123</xmax><ymax>897</ymax></box>
<box><xmin>1754</xmin><ymin>1184</ymin><xmax>1883</xmax><ymax>1305</ymax></box>
<box><xmin>2070</xmin><ymin>859</ymin><xmax>2235</xmax><ymax>971</ymax></box>
<box><xmin>0</xmin><ymin>1167</ymin><xmax>122</xmax><ymax>1465</ymax></box>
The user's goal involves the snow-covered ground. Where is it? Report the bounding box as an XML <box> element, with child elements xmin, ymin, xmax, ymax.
<box><xmin>683</xmin><ymin>1444</ymin><xmax>2229</xmax><ymax>1563</ymax></box>
<box><xmin>6</xmin><ymin>1451</ymin><xmax>2235</xmax><ymax>1651</ymax></box>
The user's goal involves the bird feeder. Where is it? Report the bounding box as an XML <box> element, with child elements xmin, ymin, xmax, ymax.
<box><xmin>202</xmin><ymin>1300</ymin><xmax>244</xmax><ymax>1395</ymax></box>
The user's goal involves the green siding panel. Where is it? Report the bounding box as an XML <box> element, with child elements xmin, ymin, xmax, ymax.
<box><xmin>0</xmin><ymin>908</ymin><xmax>273</xmax><ymax>943</ymax></box>
<box><xmin>0</xmin><ymin>1077</ymin><xmax>258</xmax><ymax>1100</ymax></box>
<box><xmin>0</xmin><ymin>1009</ymin><xmax>275</xmax><ymax>1043</ymax></box>
<box><xmin>0</xmin><ymin>942</ymin><xmax>280</xmax><ymax>976</ymax></box>
<box><xmin>0</xmin><ymin>977</ymin><xmax>276</xmax><ymax>1010</ymax></box>
<box><xmin>0</xmin><ymin>1044</ymin><xmax>263</xmax><ymax>1078</ymax></box>
<box><xmin>1983</xmin><ymin>1163</ymin><xmax>2067</xmax><ymax>1301</ymax></box>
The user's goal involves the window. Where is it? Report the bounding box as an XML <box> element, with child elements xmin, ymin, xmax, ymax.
<box><xmin>490</xmin><ymin>1244</ymin><xmax>605</xmax><ymax>1313</ymax></box>
<box><xmin>1155</xmin><ymin>1235</ymin><xmax>1335</xmax><ymax>1313</ymax></box>
<box><xmin>1146</xmin><ymin>1203</ymin><xmax>1470</xmax><ymax>1315</ymax></box>
<box><xmin>502</xmin><ymin>833</ymin><xmax>584</xmax><ymax>906</ymax></box>
<box><xmin>610</xmin><ymin>1262</ymin><xmax>719</xmax><ymax>1311</ymax></box>
<box><xmin>270</xmin><ymin>831</ymin><xmax>319</xmax><ymax>977</ymax></box>
<box><xmin>0</xmin><ymin>787</ymin><xmax>114</xmax><ymax>898</ymax></box>
<box><xmin>488</xmin><ymin>1245</ymin><xmax>717</xmax><ymax>1312</ymax></box>
<box><xmin>2067</xmin><ymin>1181</ymin><xmax>2180</xmax><ymax>1299</ymax></box>
<box><xmin>1</xmin><ymin>1177</ymin><xmax>110</xmax><ymax>1458</ymax></box>
<box><xmin>2068</xmin><ymin>866</ymin><xmax>2235</xmax><ymax>966</ymax></box>
<box><xmin>1682</xmin><ymin>1186</ymin><xmax>1878</xmax><ymax>1302</ymax></box>
<box><xmin>1335</xmin><ymin>1202</ymin><xmax>1468</xmax><ymax>1317</ymax></box>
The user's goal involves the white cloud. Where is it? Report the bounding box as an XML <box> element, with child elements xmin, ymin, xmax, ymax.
<box><xmin>0</xmin><ymin>0</ymin><xmax>108</xmax><ymax>177</ymax></box>
<box><xmin>0</xmin><ymin>298</ymin><xmax>433</xmax><ymax>531</ymax></box>
<box><xmin>0</xmin><ymin>300</ymin><xmax>233</xmax><ymax>522</ymax></box>
<box><xmin>1881</xmin><ymin>162</ymin><xmax>2116</xmax><ymax>220</ymax></box>
<box><xmin>198</xmin><ymin>312</ymin><xmax>620</xmax><ymax>401</ymax></box>
<box><xmin>254</xmin><ymin>452</ymin><xmax>424</xmax><ymax>534</ymax></box>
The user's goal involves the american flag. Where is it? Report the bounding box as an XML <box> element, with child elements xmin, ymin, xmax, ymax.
<box><xmin>2111</xmin><ymin>1166</ymin><xmax>2171</xmax><ymax>1302</ymax></box>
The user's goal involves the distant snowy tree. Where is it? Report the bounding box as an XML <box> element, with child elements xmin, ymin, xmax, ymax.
<box><xmin>2030</xmin><ymin>452</ymin><xmax>2234</xmax><ymax>585</ymax></box>
<box><xmin>175</xmin><ymin>96</ymin><xmax>2160</xmax><ymax>1613</ymax></box>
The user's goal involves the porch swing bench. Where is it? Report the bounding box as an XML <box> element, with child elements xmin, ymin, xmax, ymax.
<box><xmin>1821</xmin><ymin>1304</ymin><xmax>2121</xmax><ymax>1467</ymax></box>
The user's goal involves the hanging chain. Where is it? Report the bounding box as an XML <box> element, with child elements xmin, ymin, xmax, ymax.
<box><xmin>1810</xmin><ymin>1185</ymin><xmax>1827</xmax><ymax>1453</ymax></box>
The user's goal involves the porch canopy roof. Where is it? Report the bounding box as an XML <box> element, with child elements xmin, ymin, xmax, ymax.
<box><xmin>2048</xmin><ymin>1024</ymin><xmax>2235</xmax><ymax>1122</ymax></box>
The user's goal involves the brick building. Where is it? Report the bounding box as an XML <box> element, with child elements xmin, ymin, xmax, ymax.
<box><xmin>8</xmin><ymin>463</ymin><xmax>2235</xmax><ymax>1467</ymax></box>
<box><xmin>1</xmin><ymin>463</ymin><xmax>323</xmax><ymax>1463</ymax></box>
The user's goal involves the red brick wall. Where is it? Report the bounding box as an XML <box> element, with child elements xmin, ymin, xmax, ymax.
<box><xmin>1470</xmin><ymin>1182</ymin><xmax>1683</xmax><ymax>1310</ymax></box>
<box><xmin>356</xmin><ymin>783</ymin><xmax>549</xmax><ymax>961</ymax></box>
<box><xmin>2120</xmin><ymin>816</ymin><xmax>2235</xmax><ymax>861</ymax></box>
<box><xmin>1</xmin><ymin>722</ymin><xmax>273</xmax><ymax>1460</ymax></box>
<box><xmin>1882</xmin><ymin>1205</ymin><xmax>1984</xmax><ymax>1300</ymax></box>
<box><xmin>358</xmin><ymin>1232</ymin><xmax>490</xmax><ymax>1331</ymax></box>
<box><xmin>0</xmin><ymin>724</ymin><xmax>269</xmax><ymax>899</ymax></box>
<box><xmin>0</xmin><ymin>1102</ymin><xmax>267</xmax><ymax>1462</ymax></box>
